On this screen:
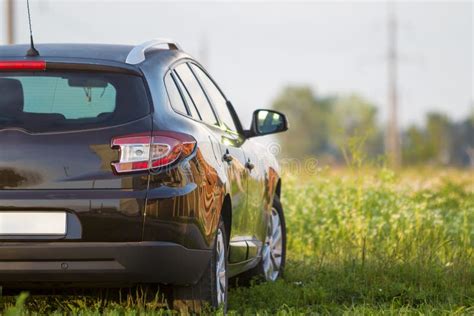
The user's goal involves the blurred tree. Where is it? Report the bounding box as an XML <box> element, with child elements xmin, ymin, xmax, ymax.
<box><xmin>425</xmin><ymin>112</ymin><xmax>452</xmax><ymax>165</ymax></box>
<box><xmin>330</xmin><ymin>95</ymin><xmax>383</xmax><ymax>161</ymax></box>
<box><xmin>272</xmin><ymin>86</ymin><xmax>381</xmax><ymax>163</ymax></box>
<box><xmin>402</xmin><ymin>125</ymin><xmax>432</xmax><ymax>165</ymax></box>
<box><xmin>450</xmin><ymin>109</ymin><xmax>474</xmax><ymax>167</ymax></box>
<box><xmin>272</xmin><ymin>85</ymin><xmax>472</xmax><ymax>168</ymax></box>
<box><xmin>402</xmin><ymin>110</ymin><xmax>473</xmax><ymax>167</ymax></box>
<box><xmin>272</xmin><ymin>86</ymin><xmax>334</xmax><ymax>159</ymax></box>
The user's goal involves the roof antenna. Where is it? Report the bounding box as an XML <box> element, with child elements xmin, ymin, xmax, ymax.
<box><xmin>26</xmin><ymin>0</ymin><xmax>39</xmax><ymax>57</ymax></box>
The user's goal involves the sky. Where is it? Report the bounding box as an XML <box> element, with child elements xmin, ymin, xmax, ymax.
<box><xmin>1</xmin><ymin>0</ymin><xmax>472</xmax><ymax>128</ymax></box>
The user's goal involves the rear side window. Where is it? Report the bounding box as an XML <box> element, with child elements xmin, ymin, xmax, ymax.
<box><xmin>174</xmin><ymin>63</ymin><xmax>218</xmax><ymax>126</ymax></box>
<box><xmin>173</xmin><ymin>70</ymin><xmax>202</xmax><ymax>120</ymax></box>
<box><xmin>0</xmin><ymin>72</ymin><xmax>150</xmax><ymax>133</ymax></box>
<box><xmin>164</xmin><ymin>72</ymin><xmax>188</xmax><ymax>115</ymax></box>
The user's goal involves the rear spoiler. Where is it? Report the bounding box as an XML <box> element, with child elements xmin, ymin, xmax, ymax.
<box><xmin>0</xmin><ymin>60</ymin><xmax>142</xmax><ymax>76</ymax></box>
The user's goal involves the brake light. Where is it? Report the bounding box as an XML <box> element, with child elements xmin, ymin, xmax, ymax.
<box><xmin>111</xmin><ymin>131</ymin><xmax>196</xmax><ymax>174</ymax></box>
<box><xmin>0</xmin><ymin>61</ymin><xmax>46</xmax><ymax>71</ymax></box>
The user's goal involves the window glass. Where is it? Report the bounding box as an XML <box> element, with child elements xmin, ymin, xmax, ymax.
<box><xmin>0</xmin><ymin>72</ymin><xmax>150</xmax><ymax>133</ymax></box>
<box><xmin>190</xmin><ymin>64</ymin><xmax>237</xmax><ymax>132</ymax></box>
<box><xmin>164</xmin><ymin>73</ymin><xmax>188</xmax><ymax>114</ymax></box>
<box><xmin>173</xmin><ymin>70</ymin><xmax>201</xmax><ymax>120</ymax></box>
<box><xmin>15</xmin><ymin>77</ymin><xmax>115</xmax><ymax>119</ymax></box>
<box><xmin>174</xmin><ymin>63</ymin><xmax>218</xmax><ymax>126</ymax></box>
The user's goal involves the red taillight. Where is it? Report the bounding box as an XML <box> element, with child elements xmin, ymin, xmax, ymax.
<box><xmin>111</xmin><ymin>131</ymin><xmax>196</xmax><ymax>174</ymax></box>
<box><xmin>0</xmin><ymin>61</ymin><xmax>46</xmax><ymax>71</ymax></box>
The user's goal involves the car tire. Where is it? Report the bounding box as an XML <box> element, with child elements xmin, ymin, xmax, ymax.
<box><xmin>172</xmin><ymin>218</ymin><xmax>228</xmax><ymax>313</ymax></box>
<box><xmin>236</xmin><ymin>196</ymin><xmax>286</xmax><ymax>285</ymax></box>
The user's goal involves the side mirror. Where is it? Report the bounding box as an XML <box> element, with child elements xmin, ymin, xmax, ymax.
<box><xmin>247</xmin><ymin>109</ymin><xmax>289</xmax><ymax>138</ymax></box>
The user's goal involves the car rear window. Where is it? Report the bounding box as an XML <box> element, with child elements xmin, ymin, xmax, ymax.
<box><xmin>0</xmin><ymin>71</ymin><xmax>150</xmax><ymax>133</ymax></box>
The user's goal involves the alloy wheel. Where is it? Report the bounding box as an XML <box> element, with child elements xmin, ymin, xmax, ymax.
<box><xmin>262</xmin><ymin>207</ymin><xmax>283</xmax><ymax>281</ymax></box>
<box><xmin>215</xmin><ymin>228</ymin><xmax>227</xmax><ymax>306</ymax></box>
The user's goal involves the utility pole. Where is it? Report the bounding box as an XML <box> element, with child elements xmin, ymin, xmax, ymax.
<box><xmin>6</xmin><ymin>0</ymin><xmax>15</xmax><ymax>44</ymax></box>
<box><xmin>386</xmin><ymin>2</ymin><xmax>401</xmax><ymax>168</ymax></box>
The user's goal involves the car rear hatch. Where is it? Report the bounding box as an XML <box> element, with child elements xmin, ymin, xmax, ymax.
<box><xmin>0</xmin><ymin>60</ymin><xmax>152</xmax><ymax>241</ymax></box>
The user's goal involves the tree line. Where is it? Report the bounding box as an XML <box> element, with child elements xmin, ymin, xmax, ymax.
<box><xmin>272</xmin><ymin>86</ymin><xmax>474</xmax><ymax>168</ymax></box>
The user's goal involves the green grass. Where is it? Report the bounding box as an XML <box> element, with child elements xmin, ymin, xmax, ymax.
<box><xmin>229</xmin><ymin>168</ymin><xmax>473</xmax><ymax>315</ymax></box>
<box><xmin>1</xmin><ymin>168</ymin><xmax>473</xmax><ymax>315</ymax></box>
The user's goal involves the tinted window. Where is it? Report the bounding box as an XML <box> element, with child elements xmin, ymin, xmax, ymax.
<box><xmin>174</xmin><ymin>63</ymin><xmax>218</xmax><ymax>126</ymax></box>
<box><xmin>191</xmin><ymin>64</ymin><xmax>237</xmax><ymax>132</ymax></box>
<box><xmin>20</xmin><ymin>77</ymin><xmax>116</xmax><ymax>119</ymax></box>
<box><xmin>164</xmin><ymin>72</ymin><xmax>188</xmax><ymax>114</ymax></box>
<box><xmin>173</xmin><ymin>70</ymin><xmax>201</xmax><ymax>120</ymax></box>
<box><xmin>0</xmin><ymin>72</ymin><xmax>149</xmax><ymax>133</ymax></box>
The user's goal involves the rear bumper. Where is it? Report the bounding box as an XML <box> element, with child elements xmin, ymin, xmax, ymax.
<box><xmin>0</xmin><ymin>241</ymin><xmax>211</xmax><ymax>287</ymax></box>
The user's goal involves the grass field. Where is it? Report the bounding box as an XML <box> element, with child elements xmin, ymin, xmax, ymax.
<box><xmin>1</xmin><ymin>168</ymin><xmax>473</xmax><ymax>315</ymax></box>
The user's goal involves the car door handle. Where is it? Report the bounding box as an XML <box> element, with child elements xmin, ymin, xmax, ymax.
<box><xmin>246</xmin><ymin>160</ymin><xmax>255</xmax><ymax>171</ymax></box>
<box><xmin>223</xmin><ymin>151</ymin><xmax>233</xmax><ymax>163</ymax></box>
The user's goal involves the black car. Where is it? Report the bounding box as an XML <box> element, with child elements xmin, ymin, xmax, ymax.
<box><xmin>0</xmin><ymin>39</ymin><xmax>288</xmax><ymax>309</ymax></box>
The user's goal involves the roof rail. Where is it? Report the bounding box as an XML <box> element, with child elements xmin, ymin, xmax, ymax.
<box><xmin>126</xmin><ymin>38</ymin><xmax>182</xmax><ymax>65</ymax></box>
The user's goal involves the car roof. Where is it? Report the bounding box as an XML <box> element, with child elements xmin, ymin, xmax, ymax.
<box><xmin>0</xmin><ymin>44</ymin><xmax>134</xmax><ymax>62</ymax></box>
<box><xmin>0</xmin><ymin>43</ymin><xmax>190</xmax><ymax>66</ymax></box>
